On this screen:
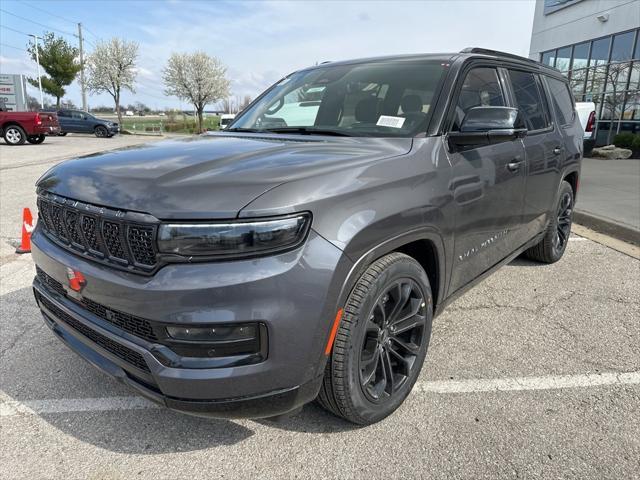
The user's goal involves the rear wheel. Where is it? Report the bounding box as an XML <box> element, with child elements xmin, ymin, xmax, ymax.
<box><xmin>317</xmin><ymin>252</ymin><xmax>433</xmax><ymax>424</ymax></box>
<box><xmin>3</xmin><ymin>125</ymin><xmax>26</xmax><ymax>145</ymax></box>
<box><xmin>524</xmin><ymin>180</ymin><xmax>574</xmax><ymax>263</ymax></box>
<box><xmin>27</xmin><ymin>134</ymin><xmax>46</xmax><ymax>144</ymax></box>
<box><xmin>95</xmin><ymin>125</ymin><xmax>108</xmax><ymax>137</ymax></box>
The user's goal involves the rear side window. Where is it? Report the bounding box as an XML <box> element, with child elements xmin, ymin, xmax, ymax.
<box><xmin>452</xmin><ymin>67</ymin><xmax>506</xmax><ymax>131</ymax></box>
<box><xmin>508</xmin><ymin>70</ymin><xmax>550</xmax><ymax>131</ymax></box>
<box><xmin>546</xmin><ymin>77</ymin><xmax>575</xmax><ymax>126</ymax></box>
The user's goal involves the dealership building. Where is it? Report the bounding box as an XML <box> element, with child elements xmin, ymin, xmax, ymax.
<box><xmin>529</xmin><ymin>0</ymin><xmax>640</xmax><ymax>145</ymax></box>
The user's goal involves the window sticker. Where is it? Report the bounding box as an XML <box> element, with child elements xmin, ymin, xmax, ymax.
<box><xmin>376</xmin><ymin>115</ymin><xmax>405</xmax><ymax>128</ymax></box>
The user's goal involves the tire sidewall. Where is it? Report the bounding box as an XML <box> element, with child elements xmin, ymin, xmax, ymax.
<box><xmin>339</xmin><ymin>257</ymin><xmax>433</xmax><ymax>423</ymax></box>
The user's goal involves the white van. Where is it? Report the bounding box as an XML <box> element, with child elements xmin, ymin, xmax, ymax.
<box><xmin>219</xmin><ymin>113</ymin><xmax>236</xmax><ymax>130</ymax></box>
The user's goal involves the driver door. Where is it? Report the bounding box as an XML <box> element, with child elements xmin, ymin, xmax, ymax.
<box><xmin>446</xmin><ymin>66</ymin><xmax>527</xmax><ymax>293</ymax></box>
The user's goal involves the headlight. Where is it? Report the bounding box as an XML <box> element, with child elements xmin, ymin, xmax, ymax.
<box><xmin>157</xmin><ymin>213</ymin><xmax>311</xmax><ymax>257</ymax></box>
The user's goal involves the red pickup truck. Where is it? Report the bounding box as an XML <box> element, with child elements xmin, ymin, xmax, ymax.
<box><xmin>0</xmin><ymin>111</ymin><xmax>60</xmax><ymax>145</ymax></box>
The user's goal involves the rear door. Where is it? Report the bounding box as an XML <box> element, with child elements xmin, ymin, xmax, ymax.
<box><xmin>505</xmin><ymin>69</ymin><xmax>563</xmax><ymax>239</ymax></box>
<box><xmin>446</xmin><ymin>65</ymin><xmax>527</xmax><ymax>293</ymax></box>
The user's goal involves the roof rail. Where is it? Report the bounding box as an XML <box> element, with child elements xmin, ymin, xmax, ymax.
<box><xmin>460</xmin><ymin>47</ymin><xmax>543</xmax><ymax>66</ymax></box>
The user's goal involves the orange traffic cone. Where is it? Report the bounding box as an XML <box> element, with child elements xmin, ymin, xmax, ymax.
<box><xmin>16</xmin><ymin>207</ymin><xmax>34</xmax><ymax>254</ymax></box>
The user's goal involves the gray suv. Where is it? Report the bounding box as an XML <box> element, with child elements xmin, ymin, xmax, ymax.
<box><xmin>32</xmin><ymin>48</ymin><xmax>582</xmax><ymax>424</ymax></box>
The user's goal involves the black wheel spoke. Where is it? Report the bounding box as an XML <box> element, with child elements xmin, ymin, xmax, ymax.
<box><xmin>361</xmin><ymin>347</ymin><xmax>381</xmax><ymax>385</ymax></box>
<box><xmin>390</xmin><ymin>336</ymin><xmax>420</xmax><ymax>355</ymax></box>
<box><xmin>381</xmin><ymin>347</ymin><xmax>394</xmax><ymax>395</ymax></box>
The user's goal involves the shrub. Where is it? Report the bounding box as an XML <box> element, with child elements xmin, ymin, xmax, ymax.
<box><xmin>613</xmin><ymin>132</ymin><xmax>636</xmax><ymax>149</ymax></box>
<box><xmin>632</xmin><ymin>135</ymin><xmax>640</xmax><ymax>151</ymax></box>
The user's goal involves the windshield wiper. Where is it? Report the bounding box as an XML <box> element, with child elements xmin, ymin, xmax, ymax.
<box><xmin>224</xmin><ymin>127</ymin><xmax>264</xmax><ymax>133</ymax></box>
<box><xmin>260</xmin><ymin>127</ymin><xmax>354</xmax><ymax>137</ymax></box>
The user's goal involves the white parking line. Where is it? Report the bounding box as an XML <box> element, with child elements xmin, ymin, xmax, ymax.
<box><xmin>1</xmin><ymin>371</ymin><xmax>638</xmax><ymax>418</ymax></box>
<box><xmin>413</xmin><ymin>371</ymin><xmax>640</xmax><ymax>394</ymax></box>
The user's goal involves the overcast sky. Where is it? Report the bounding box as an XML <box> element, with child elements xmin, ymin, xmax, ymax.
<box><xmin>0</xmin><ymin>0</ymin><xmax>536</xmax><ymax>110</ymax></box>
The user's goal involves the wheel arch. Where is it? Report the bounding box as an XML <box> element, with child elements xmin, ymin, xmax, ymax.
<box><xmin>336</xmin><ymin>228</ymin><xmax>446</xmax><ymax>317</ymax></box>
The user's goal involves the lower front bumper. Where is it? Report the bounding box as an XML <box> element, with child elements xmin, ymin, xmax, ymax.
<box><xmin>34</xmin><ymin>282</ymin><xmax>323</xmax><ymax>418</ymax></box>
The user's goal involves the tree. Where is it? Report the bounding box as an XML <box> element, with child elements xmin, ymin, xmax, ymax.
<box><xmin>86</xmin><ymin>38</ymin><xmax>138</xmax><ymax>125</ymax></box>
<box><xmin>27</xmin><ymin>32</ymin><xmax>81</xmax><ymax>108</ymax></box>
<box><xmin>240</xmin><ymin>95</ymin><xmax>252</xmax><ymax>111</ymax></box>
<box><xmin>163</xmin><ymin>52</ymin><xmax>230</xmax><ymax>132</ymax></box>
<box><xmin>601</xmin><ymin>62</ymin><xmax>631</xmax><ymax>145</ymax></box>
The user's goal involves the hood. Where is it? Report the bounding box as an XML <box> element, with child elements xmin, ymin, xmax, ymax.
<box><xmin>37</xmin><ymin>133</ymin><xmax>412</xmax><ymax>219</ymax></box>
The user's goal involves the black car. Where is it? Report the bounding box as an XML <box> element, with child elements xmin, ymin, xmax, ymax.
<box><xmin>32</xmin><ymin>48</ymin><xmax>582</xmax><ymax>424</ymax></box>
<box><xmin>56</xmin><ymin>110</ymin><xmax>119</xmax><ymax>137</ymax></box>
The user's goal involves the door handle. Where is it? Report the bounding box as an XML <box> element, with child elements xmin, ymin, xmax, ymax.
<box><xmin>507</xmin><ymin>160</ymin><xmax>523</xmax><ymax>172</ymax></box>
<box><xmin>553</xmin><ymin>146</ymin><xmax>562</xmax><ymax>155</ymax></box>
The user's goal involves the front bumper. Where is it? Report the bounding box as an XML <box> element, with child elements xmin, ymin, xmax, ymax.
<box><xmin>31</xmin><ymin>226</ymin><xmax>351</xmax><ymax>418</ymax></box>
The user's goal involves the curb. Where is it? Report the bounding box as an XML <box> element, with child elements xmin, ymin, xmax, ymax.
<box><xmin>573</xmin><ymin>210</ymin><xmax>639</xmax><ymax>246</ymax></box>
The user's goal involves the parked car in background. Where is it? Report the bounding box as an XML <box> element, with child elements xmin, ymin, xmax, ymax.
<box><xmin>576</xmin><ymin>101</ymin><xmax>596</xmax><ymax>154</ymax></box>
<box><xmin>32</xmin><ymin>48</ymin><xmax>582</xmax><ymax>425</ymax></box>
<box><xmin>56</xmin><ymin>110</ymin><xmax>119</xmax><ymax>138</ymax></box>
<box><xmin>219</xmin><ymin>113</ymin><xmax>236</xmax><ymax>129</ymax></box>
<box><xmin>0</xmin><ymin>110</ymin><xmax>60</xmax><ymax>145</ymax></box>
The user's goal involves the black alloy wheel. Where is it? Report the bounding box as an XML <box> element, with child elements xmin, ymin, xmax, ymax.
<box><xmin>95</xmin><ymin>125</ymin><xmax>108</xmax><ymax>137</ymax></box>
<box><xmin>359</xmin><ymin>279</ymin><xmax>427</xmax><ymax>402</ymax></box>
<box><xmin>553</xmin><ymin>190</ymin><xmax>572</xmax><ymax>255</ymax></box>
<box><xmin>524</xmin><ymin>180</ymin><xmax>574</xmax><ymax>264</ymax></box>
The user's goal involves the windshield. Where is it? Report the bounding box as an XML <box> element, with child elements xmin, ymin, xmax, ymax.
<box><xmin>229</xmin><ymin>60</ymin><xmax>447</xmax><ymax>137</ymax></box>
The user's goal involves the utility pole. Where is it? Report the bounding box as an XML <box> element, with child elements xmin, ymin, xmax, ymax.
<box><xmin>29</xmin><ymin>34</ymin><xmax>44</xmax><ymax>109</ymax></box>
<box><xmin>77</xmin><ymin>23</ymin><xmax>87</xmax><ymax>112</ymax></box>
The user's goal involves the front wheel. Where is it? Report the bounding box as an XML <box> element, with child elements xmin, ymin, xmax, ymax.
<box><xmin>27</xmin><ymin>134</ymin><xmax>46</xmax><ymax>144</ymax></box>
<box><xmin>94</xmin><ymin>126</ymin><xmax>108</xmax><ymax>137</ymax></box>
<box><xmin>524</xmin><ymin>180</ymin><xmax>574</xmax><ymax>263</ymax></box>
<box><xmin>317</xmin><ymin>252</ymin><xmax>433</xmax><ymax>424</ymax></box>
<box><xmin>3</xmin><ymin>125</ymin><xmax>26</xmax><ymax>145</ymax></box>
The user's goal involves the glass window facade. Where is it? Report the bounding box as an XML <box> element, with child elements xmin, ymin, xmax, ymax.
<box><xmin>540</xmin><ymin>28</ymin><xmax>640</xmax><ymax>144</ymax></box>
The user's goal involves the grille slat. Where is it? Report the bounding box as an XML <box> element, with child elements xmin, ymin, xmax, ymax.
<box><xmin>36</xmin><ymin>194</ymin><xmax>157</xmax><ymax>273</ymax></box>
<box><xmin>36</xmin><ymin>267</ymin><xmax>158</xmax><ymax>342</ymax></box>
<box><xmin>36</xmin><ymin>291</ymin><xmax>150</xmax><ymax>373</ymax></box>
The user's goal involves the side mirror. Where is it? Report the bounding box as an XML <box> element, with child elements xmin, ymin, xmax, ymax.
<box><xmin>448</xmin><ymin>106</ymin><xmax>527</xmax><ymax>148</ymax></box>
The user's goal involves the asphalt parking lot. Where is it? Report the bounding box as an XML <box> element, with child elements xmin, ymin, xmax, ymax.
<box><xmin>1</xmin><ymin>136</ymin><xmax>639</xmax><ymax>479</ymax></box>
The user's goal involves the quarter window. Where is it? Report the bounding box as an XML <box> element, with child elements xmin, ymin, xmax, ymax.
<box><xmin>547</xmin><ymin>77</ymin><xmax>575</xmax><ymax>126</ymax></box>
<box><xmin>452</xmin><ymin>67</ymin><xmax>505</xmax><ymax>131</ymax></box>
<box><xmin>509</xmin><ymin>70</ymin><xmax>550</xmax><ymax>131</ymax></box>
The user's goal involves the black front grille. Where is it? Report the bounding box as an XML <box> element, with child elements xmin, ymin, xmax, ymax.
<box><xmin>36</xmin><ymin>267</ymin><xmax>158</xmax><ymax>342</ymax></box>
<box><xmin>36</xmin><ymin>291</ymin><xmax>150</xmax><ymax>373</ymax></box>
<box><xmin>37</xmin><ymin>194</ymin><xmax>157</xmax><ymax>273</ymax></box>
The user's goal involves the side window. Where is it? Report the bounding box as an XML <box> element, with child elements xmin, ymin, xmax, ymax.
<box><xmin>452</xmin><ymin>67</ymin><xmax>505</xmax><ymax>131</ymax></box>
<box><xmin>71</xmin><ymin>111</ymin><xmax>84</xmax><ymax>120</ymax></box>
<box><xmin>508</xmin><ymin>70</ymin><xmax>550</xmax><ymax>131</ymax></box>
<box><xmin>546</xmin><ymin>77</ymin><xmax>575</xmax><ymax>126</ymax></box>
<box><xmin>58</xmin><ymin>110</ymin><xmax>70</xmax><ymax>118</ymax></box>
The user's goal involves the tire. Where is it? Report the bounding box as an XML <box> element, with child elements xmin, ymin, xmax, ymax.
<box><xmin>27</xmin><ymin>134</ymin><xmax>46</xmax><ymax>144</ymax></box>
<box><xmin>94</xmin><ymin>126</ymin><xmax>108</xmax><ymax>138</ymax></box>
<box><xmin>3</xmin><ymin>125</ymin><xmax>26</xmax><ymax>145</ymax></box>
<box><xmin>317</xmin><ymin>252</ymin><xmax>433</xmax><ymax>424</ymax></box>
<box><xmin>524</xmin><ymin>180</ymin><xmax>574</xmax><ymax>264</ymax></box>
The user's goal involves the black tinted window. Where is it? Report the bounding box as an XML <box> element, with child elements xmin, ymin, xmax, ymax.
<box><xmin>58</xmin><ymin>110</ymin><xmax>70</xmax><ymax>117</ymax></box>
<box><xmin>452</xmin><ymin>67</ymin><xmax>505</xmax><ymax>130</ymax></box>
<box><xmin>547</xmin><ymin>77</ymin><xmax>575</xmax><ymax>126</ymax></box>
<box><xmin>509</xmin><ymin>70</ymin><xmax>549</xmax><ymax>131</ymax></box>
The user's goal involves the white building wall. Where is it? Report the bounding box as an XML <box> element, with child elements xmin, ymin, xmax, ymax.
<box><xmin>529</xmin><ymin>0</ymin><xmax>640</xmax><ymax>60</ymax></box>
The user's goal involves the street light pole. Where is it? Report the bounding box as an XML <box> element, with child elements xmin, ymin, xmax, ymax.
<box><xmin>29</xmin><ymin>34</ymin><xmax>44</xmax><ymax>109</ymax></box>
